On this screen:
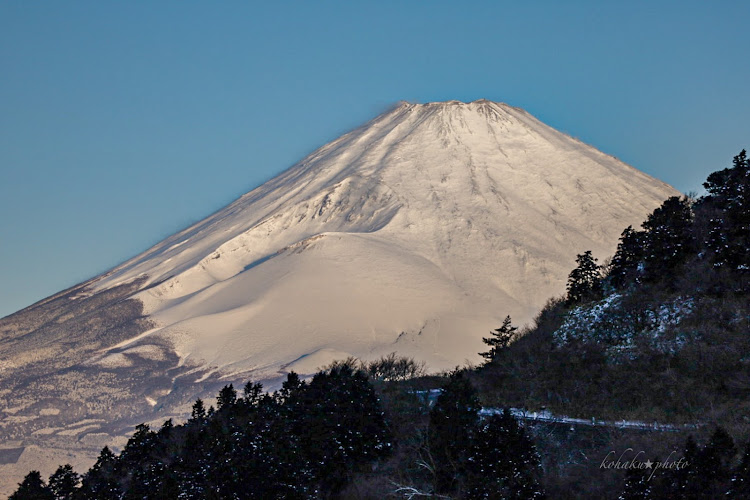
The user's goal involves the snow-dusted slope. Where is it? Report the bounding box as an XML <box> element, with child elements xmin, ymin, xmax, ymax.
<box><xmin>91</xmin><ymin>99</ymin><xmax>677</xmax><ymax>377</ymax></box>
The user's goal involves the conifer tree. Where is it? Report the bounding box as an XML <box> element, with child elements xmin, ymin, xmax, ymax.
<box><xmin>479</xmin><ymin>315</ymin><xmax>518</xmax><ymax>363</ymax></box>
<box><xmin>47</xmin><ymin>465</ymin><xmax>79</xmax><ymax>500</ymax></box>
<box><xmin>700</xmin><ymin>427</ymin><xmax>737</xmax><ymax>489</ymax></box>
<box><xmin>78</xmin><ymin>447</ymin><xmax>121</xmax><ymax>499</ymax></box>
<box><xmin>608</xmin><ymin>225</ymin><xmax>645</xmax><ymax>289</ymax></box>
<box><xmin>293</xmin><ymin>364</ymin><xmax>391</xmax><ymax>495</ymax></box>
<box><xmin>157</xmin><ymin>418</ymin><xmax>173</xmax><ymax>439</ymax></box>
<box><xmin>216</xmin><ymin>384</ymin><xmax>237</xmax><ymax>410</ymax></box>
<box><xmin>641</xmin><ymin>196</ymin><xmax>695</xmax><ymax>282</ymax></box>
<box><xmin>9</xmin><ymin>471</ymin><xmax>53</xmax><ymax>500</ymax></box>
<box><xmin>466</xmin><ymin>409</ymin><xmax>545</xmax><ymax>499</ymax></box>
<box><xmin>118</xmin><ymin>423</ymin><xmax>156</xmax><ymax>471</ymax></box>
<box><xmin>663</xmin><ymin>429</ymin><xmax>738</xmax><ymax>498</ymax></box>
<box><xmin>428</xmin><ymin>369</ymin><xmax>481</xmax><ymax>493</ymax></box>
<box><xmin>704</xmin><ymin>149</ymin><xmax>750</xmax><ymax>277</ymax></box>
<box><xmin>189</xmin><ymin>398</ymin><xmax>207</xmax><ymax>422</ymax></box>
<box><xmin>278</xmin><ymin>371</ymin><xmax>304</xmax><ymax>403</ymax></box>
<box><xmin>243</xmin><ymin>381</ymin><xmax>264</xmax><ymax>406</ymax></box>
<box><xmin>118</xmin><ymin>423</ymin><xmax>160</xmax><ymax>498</ymax></box>
<box><xmin>669</xmin><ymin>435</ymin><xmax>703</xmax><ymax>498</ymax></box>
<box><xmin>566</xmin><ymin>250</ymin><xmax>603</xmax><ymax>306</ymax></box>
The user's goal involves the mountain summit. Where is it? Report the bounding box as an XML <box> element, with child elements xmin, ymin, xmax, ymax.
<box><xmin>0</xmin><ymin>100</ymin><xmax>676</xmax><ymax>492</ymax></box>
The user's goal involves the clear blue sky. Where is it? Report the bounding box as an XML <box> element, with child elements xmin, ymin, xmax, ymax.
<box><xmin>1</xmin><ymin>1</ymin><xmax>748</xmax><ymax>318</ymax></box>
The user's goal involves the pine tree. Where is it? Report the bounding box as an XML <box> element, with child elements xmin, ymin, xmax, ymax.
<box><xmin>704</xmin><ymin>149</ymin><xmax>750</xmax><ymax>277</ymax></box>
<box><xmin>293</xmin><ymin>364</ymin><xmax>391</xmax><ymax>495</ymax></box>
<box><xmin>428</xmin><ymin>369</ymin><xmax>481</xmax><ymax>494</ymax></box>
<box><xmin>641</xmin><ymin>196</ymin><xmax>695</xmax><ymax>283</ymax></box>
<box><xmin>216</xmin><ymin>384</ymin><xmax>237</xmax><ymax>410</ymax></box>
<box><xmin>699</xmin><ymin>427</ymin><xmax>737</xmax><ymax>492</ymax></box>
<box><xmin>118</xmin><ymin>423</ymin><xmax>156</xmax><ymax>470</ymax></box>
<box><xmin>118</xmin><ymin>423</ymin><xmax>160</xmax><ymax>498</ymax></box>
<box><xmin>178</xmin><ymin>408</ymin><xmax>213</xmax><ymax>497</ymax></box>
<box><xmin>9</xmin><ymin>470</ymin><xmax>53</xmax><ymax>500</ymax></box>
<box><xmin>243</xmin><ymin>381</ymin><xmax>264</xmax><ymax>407</ymax></box>
<box><xmin>157</xmin><ymin>418</ymin><xmax>173</xmax><ymax>439</ymax></box>
<box><xmin>608</xmin><ymin>226</ymin><xmax>645</xmax><ymax>289</ymax></box>
<box><xmin>667</xmin><ymin>429</ymin><xmax>738</xmax><ymax>498</ymax></box>
<box><xmin>479</xmin><ymin>315</ymin><xmax>518</xmax><ymax>363</ymax></box>
<box><xmin>189</xmin><ymin>398</ymin><xmax>207</xmax><ymax>422</ymax></box>
<box><xmin>78</xmin><ymin>446</ymin><xmax>121</xmax><ymax>499</ymax></box>
<box><xmin>566</xmin><ymin>250</ymin><xmax>603</xmax><ymax>306</ymax></box>
<box><xmin>466</xmin><ymin>410</ymin><xmax>545</xmax><ymax>499</ymax></box>
<box><xmin>47</xmin><ymin>465</ymin><xmax>79</xmax><ymax>500</ymax></box>
<box><xmin>277</xmin><ymin>371</ymin><xmax>304</xmax><ymax>403</ymax></box>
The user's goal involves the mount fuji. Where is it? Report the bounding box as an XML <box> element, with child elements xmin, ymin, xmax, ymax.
<box><xmin>0</xmin><ymin>100</ymin><xmax>677</xmax><ymax>490</ymax></box>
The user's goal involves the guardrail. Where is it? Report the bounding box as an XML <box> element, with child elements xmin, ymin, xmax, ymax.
<box><xmin>413</xmin><ymin>389</ymin><xmax>701</xmax><ymax>432</ymax></box>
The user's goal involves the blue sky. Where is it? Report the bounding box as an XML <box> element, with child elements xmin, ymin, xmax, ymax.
<box><xmin>1</xmin><ymin>1</ymin><xmax>749</xmax><ymax>318</ymax></box>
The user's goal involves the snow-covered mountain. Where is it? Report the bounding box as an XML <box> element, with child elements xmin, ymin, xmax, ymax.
<box><xmin>0</xmin><ymin>100</ymin><xmax>677</xmax><ymax>492</ymax></box>
<box><xmin>90</xmin><ymin>99</ymin><xmax>676</xmax><ymax>376</ymax></box>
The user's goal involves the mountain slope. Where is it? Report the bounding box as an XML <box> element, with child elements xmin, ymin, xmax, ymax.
<box><xmin>0</xmin><ymin>100</ymin><xmax>677</xmax><ymax>494</ymax></box>
<box><xmin>88</xmin><ymin>100</ymin><xmax>676</xmax><ymax>378</ymax></box>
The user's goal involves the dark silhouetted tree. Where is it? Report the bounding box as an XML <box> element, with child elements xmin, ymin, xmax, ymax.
<box><xmin>47</xmin><ymin>465</ymin><xmax>79</xmax><ymax>500</ymax></box>
<box><xmin>189</xmin><ymin>398</ymin><xmax>207</xmax><ymax>423</ymax></box>
<box><xmin>428</xmin><ymin>369</ymin><xmax>481</xmax><ymax>493</ymax></box>
<box><xmin>667</xmin><ymin>432</ymin><xmax>736</xmax><ymax>499</ymax></box>
<box><xmin>242</xmin><ymin>381</ymin><xmax>264</xmax><ymax>406</ymax></box>
<box><xmin>608</xmin><ymin>226</ymin><xmax>645</xmax><ymax>289</ymax></box>
<box><xmin>698</xmin><ymin>427</ymin><xmax>737</xmax><ymax>491</ymax></box>
<box><xmin>277</xmin><ymin>371</ymin><xmax>304</xmax><ymax>403</ymax></box>
<box><xmin>479</xmin><ymin>315</ymin><xmax>518</xmax><ymax>363</ymax></box>
<box><xmin>566</xmin><ymin>250</ymin><xmax>603</xmax><ymax>306</ymax></box>
<box><xmin>704</xmin><ymin>149</ymin><xmax>750</xmax><ymax>278</ymax></box>
<box><xmin>466</xmin><ymin>409</ymin><xmax>545</xmax><ymax>499</ymax></box>
<box><xmin>293</xmin><ymin>364</ymin><xmax>391</xmax><ymax>495</ymax></box>
<box><xmin>641</xmin><ymin>196</ymin><xmax>695</xmax><ymax>283</ymax></box>
<box><xmin>670</xmin><ymin>435</ymin><xmax>700</xmax><ymax>497</ymax></box>
<box><xmin>118</xmin><ymin>423</ymin><xmax>160</xmax><ymax>498</ymax></box>
<box><xmin>216</xmin><ymin>384</ymin><xmax>237</xmax><ymax>410</ymax></box>
<box><xmin>9</xmin><ymin>470</ymin><xmax>53</xmax><ymax>500</ymax></box>
<box><xmin>78</xmin><ymin>446</ymin><xmax>120</xmax><ymax>499</ymax></box>
<box><xmin>364</xmin><ymin>352</ymin><xmax>426</xmax><ymax>382</ymax></box>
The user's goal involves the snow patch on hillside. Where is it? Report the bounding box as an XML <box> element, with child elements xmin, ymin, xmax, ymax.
<box><xmin>554</xmin><ymin>293</ymin><xmax>694</xmax><ymax>357</ymax></box>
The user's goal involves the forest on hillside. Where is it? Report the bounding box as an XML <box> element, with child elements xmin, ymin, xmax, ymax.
<box><xmin>478</xmin><ymin>149</ymin><xmax>750</xmax><ymax>426</ymax></box>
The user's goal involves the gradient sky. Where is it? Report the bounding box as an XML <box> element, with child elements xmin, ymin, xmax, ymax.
<box><xmin>1</xmin><ymin>1</ymin><xmax>749</xmax><ymax>318</ymax></box>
